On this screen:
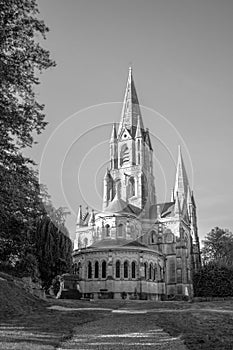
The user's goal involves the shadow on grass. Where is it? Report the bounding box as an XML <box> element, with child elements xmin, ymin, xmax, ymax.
<box><xmin>0</xmin><ymin>308</ymin><xmax>106</xmax><ymax>350</ymax></box>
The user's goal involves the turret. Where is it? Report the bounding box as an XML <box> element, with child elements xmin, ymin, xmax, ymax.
<box><xmin>88</xmin><ymin>209</ymin><xmax>95</xmax><ymax>227</ymax></box>
<box><xmin>76</xmin><ymin>205</ymin><xmax>83</xmax><ymax>228</ymax></box>
<box><xmin>110</xmin><ymin>123</ymin><xmax>118</xmax><ymax>169</ymax></box>
<box><xmin>102</xmin><ymin>169</ymin><xmax>113</xmax><ymax>210</ymax></box>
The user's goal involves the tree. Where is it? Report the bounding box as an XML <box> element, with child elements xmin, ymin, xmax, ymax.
<box><xmin>193</xmin><ymin>227</ymin><xmax>233</xmax><ymax>297</ymax></box>
<box><xmin>202</xmin><ymin>227</ymin><xmax>233</xmax><ymax>267</ymax></box>
<box><xmin>0</xmin><ymin>0</ymin><xmax>55</xmax><ymax>154</ymax></box>
<box><xmin>193</xmin><ymin>262</ymin><xmax>233</xmax><ymax>297</ymax></box>
<box><xmin>0</xmin><ymin>0</ymin><xmax>55</xmax><ymax>268</ymax></box>
<box><xmin>35</xmin><ymin>214</ymin><xmax>73</xmax><ymax>290</ymax></box>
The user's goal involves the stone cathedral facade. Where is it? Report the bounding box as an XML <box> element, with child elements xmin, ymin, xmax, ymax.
<box><xmin>73</xmin><ymin>68</ymin><xmax>201</xmax><ymax>300</ymax></box>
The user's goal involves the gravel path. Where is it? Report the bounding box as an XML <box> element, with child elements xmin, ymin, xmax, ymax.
<box><xmin>57</xmin><ymin>310</ymin><xmax>188</xmax><ymax>350</ymax></box>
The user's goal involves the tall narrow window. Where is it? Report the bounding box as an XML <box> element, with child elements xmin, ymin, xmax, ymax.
<box><xmin>149</xmin><ymin>263</ymin><xmax>153</xmax><ymax>280</ymax></box>
<box><xmin>128</xmin><ymin>177</ymin><xmax>135</xmax><ymax>197</ymax></box>
<box><xmin>144</xmin><ymin>262</ymin><xmax>147</xmax><ymax>280</ymax></box>
<box><xmin>105</xmin><ymin>224</ymin><xmax>110</xmax><ymax>237</ymax></box>
<box><xmin>77</xmin><ymin>262</ymin><xmax>82</xmax><ymax>278</ymax></box>
<box><xmin>88</xmin><ymin>261</ymin><xmax>92</xmax><ymax>279</ymax></box>
<box><xmin>102</xmin><ymin>260</ymin><xmax>107</xmax><ymax>278</ymax></box>
<box><xmin>131</xmin><ymin>261</ymin><xmax>136</xmax><ymax>279</ymax></box>
<box><xmin>116</xmin><ymin>260</ymin><xmax>120</xmax><ymax>278</ymax></box>
<box><xmin>94</xmin><ymin>261</ymin><xmax>99</xmax><ymax>278</ymax></box>
<box><xmin>118</xmin><ymin>223</ymin><xmax>123</xmax><ymax>236</ymax></box>
<box><xmin>154</xmin><ymin>265</ymin><xmax>158</xmax><ymax>281</ymax></box>
<box><xmin>84</xmin><ymin>237</ymin><xmax>88</xmax><ymax>247</ymax></box>
<box><xmin>124</xmin><ymin>261</ymin><xmax>128</xmax><ymax>278</ymax></box>
<box><xmin>151</xmin><ymin>230</ymin><xmax>156</xmax><ymax>243</ymax></box>
<box><xmin>120</xmin><ymin>144</ymin><xmax>130</xmax><ymax>166</ymax></box>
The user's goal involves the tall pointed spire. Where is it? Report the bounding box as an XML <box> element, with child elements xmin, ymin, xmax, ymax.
<box><xmin>118</xmin><ymin>67</ymin><xmax>144</xmax><ymax>137</ymax></box>
<box><xmin>135</xmin><ymin>115</ymin><xmax>142</xmax><ymax>138</ymax></box>
<box><xmin>174</xmin><ymin>146</ymin><xmax>189</xmax><ymax>208</ymax></box>
<box><xmin>88</xmin><ymin>209</ymin><xmax>95</xmax><ymax>226</ymax></box>
<box><xmin>76</xmin><ymin>205</ymin><xmax>83</xmax><ymax>228</ymax></box>
<box><xmin>110</xmin><ymin>123</ymin><xmax>117</xmax><ymax>143</ymax></box>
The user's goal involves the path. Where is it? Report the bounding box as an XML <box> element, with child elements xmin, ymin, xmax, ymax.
<box><xmin>57</xmin><ymin>309</ymin><xmax>188</xmax><ymax>350</ymax></box>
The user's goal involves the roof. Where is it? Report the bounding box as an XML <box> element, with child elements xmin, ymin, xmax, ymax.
<box><xmin>157</xmin><ymin>202</ymin><xmax>174</xmax><ymax>218</ymax></box>
<box><xmin>89</xmin><ymin>238</ymin><xmax>149</xmax><ymax>249</ymax></box>
<box><xmin>104</xmin><ymin>197</ymin><xmax>141</xmax><ymax>216</ymax></box>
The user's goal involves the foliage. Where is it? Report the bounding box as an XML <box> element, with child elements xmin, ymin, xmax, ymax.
<box><xmin>202</xmin><ymin>227</ymin><xmax>233</xmax><ymax>267</ymax></box>
<box><xmin>0</xmin><ymin>0</ymin><xmax>55</xmax><ymax>153</ymax></box>
<box><xmin>0</xmin><ymin>0</ymin><xmax>56</xmax><ymax>273</ymax></box>
<box><xmin>193</xmin><ymin>227</ymin><xmax>233</xmax><ymax>297</ymax></box>
<box><xmin>35</xmin><ymin>214</ymin><xmax>73</xmax><ymax>290</ymax></box>
<box><xmin>193</xmin><ymin>262</ymin><xmax>233</xmax><ymax>297</ymax></box>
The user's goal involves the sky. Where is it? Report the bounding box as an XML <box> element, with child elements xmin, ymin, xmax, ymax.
<box><xmin>31</xmin><ymin>0</ymin><xmax>233</xmax><ymax>241</ymax></box>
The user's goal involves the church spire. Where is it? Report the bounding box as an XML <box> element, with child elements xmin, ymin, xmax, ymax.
<box><xmin>174</xmin><ymin>146</ymin><xmax>189</xmax><ymax>208</ymax></box>
<box><xmin>110</xmin><ymin>123</ymin><xmax>117</xmax><ymax>143</ymax></box>
<box><xmin>118</xmin><ymin>67</ymin><xmax>144</xmax><ymax>137</ymax></box>
<box><xmin>135</xmin><ymin>115</ymin><xmax>143</xmax><ymax>138</ymax></box>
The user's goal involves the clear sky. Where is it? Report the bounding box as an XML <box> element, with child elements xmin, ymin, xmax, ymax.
<box><xmin>31</xmin><ymin>0</ymin><xmax>233</xmax><ymax>241</ymax></box>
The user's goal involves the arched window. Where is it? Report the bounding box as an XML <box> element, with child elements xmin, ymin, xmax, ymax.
<box><xmin>116</xmin><ymin>260</ymin><xmax>120</xmax><ymax>278</ymax></box>
<box><xmin>124</xmin><ymin>261</ymin><xmax>128</xmax><ymax>278</ymax></box>
<box><xmin>120</xmin><ymin>144</ymin><xmax>130</xmax><ymax>166</ymax></box>
<box><xmin>84</xmin><ymin>237</ymin><xmax>88</xmax><ymax>247</ymax></box>
<box><xmin>118</xmin><ymin>223</ymin><xmax>123</xmax><ymax>236</ymax></box>
<box><xmin>138</xmin><ymin>139</ymin><xmax>140</xmax><ymax>152</ymax></box>
<box><xmin>154</xmin><ymin>265</ymin><xmax>158</xmax><ymax>281</ymax></box>
<box><xmin>76</xmin><ymin>262</ymin><xmax>82</xmax><ymax>278</ymax></box>
<box><xmin>105</xmin><ymin>224</ymin><xmax>110</xmax><ymax>237</ymax></box>
<box><xmin>102</xmin><ymin>260</ymin><xmax>107</xmax><ymax>278</ymax></box>
<box><xmin>144</xmin><ymin>262</ymin><xmax>147</xmax><ymax>280</ymax></box>
<box><xmin>73</xmin><ymin>263</ymin><xmax>78</xmax><ymax>274</ymax></box>
<box><xmin>151</xmin><ymin>230</ymin><xmax>156</xmax><ymax>243</ymax></box>
<box><xmin>128</xmin><ymin>177</ymin><xmax>135</xmax><ymax>197</ymax></box>
<box><xmin>138</xmin><ymin>153</ymin><xmax>140</xmax><ymax>165</ymax></box>
<box><xmin>149</xmin><ymin>263</ymin><xmax>153</xmax><ymax>280</ymax></box>
<box><xmin>131</xmin><ymin>261</ymin><xmax>136</xmax><ymax>279</ymax></box>
<box><xmin>94</xmin><ymin>261</ymin><xmax>99</xmax><ymax>278</ymax></box>
<box><xmin>88</xmin><ymin>261</ymin><xmax>92</xmax><ymax>279</ymax></box>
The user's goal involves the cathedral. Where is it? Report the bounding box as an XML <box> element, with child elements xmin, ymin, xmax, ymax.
<box><xmin>73</xmin><ymin>67</ymin><xmax>201</xmax><ymax>300</ymax></box>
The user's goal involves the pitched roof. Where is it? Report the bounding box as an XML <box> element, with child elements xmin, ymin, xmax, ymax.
<box><xmin>104</xmin><ymin>196</ymin><xmax>141</xmax><ymax>216</ymax></box>
<box><xmin>157</xmin><ymin>202</ymin><xmax>174</xmax><ymax>218</ymax></box>
<box><xmin>89</xmin><ymin>238</ymin><xmax>149</xmax><ymax>249</ymax></box>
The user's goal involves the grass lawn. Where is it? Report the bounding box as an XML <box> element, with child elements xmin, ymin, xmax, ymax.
<box><xmin>1</xmin><ymin>299</ymin><xmax>233</xmax><ymax>349</ymax></box>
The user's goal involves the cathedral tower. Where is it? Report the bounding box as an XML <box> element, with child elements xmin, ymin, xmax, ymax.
<box><xmin>103</xmin><ymin>67</ymin><xmax>157</xmax><ymax>220</ymax></box>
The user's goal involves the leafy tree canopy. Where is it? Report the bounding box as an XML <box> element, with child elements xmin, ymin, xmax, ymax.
<box><xmin>202</xmin><ymin>227</ymin><xmax>233</xmax><ymax>267</ymax></box>
<box><xmin>0</xmin><ymin>0</ymin><xmax>57</xmax><ymax>272</ymax></box>
<box><xmin>0</xmin><ymin>0</ymin><xmax>55</xmax><ymax>156</ymax></box>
